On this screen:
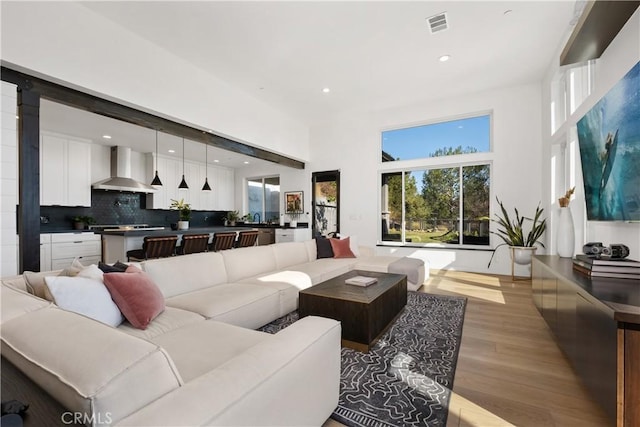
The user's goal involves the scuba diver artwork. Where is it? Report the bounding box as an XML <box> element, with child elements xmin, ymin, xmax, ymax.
<box><xmin>577</xmin><ymin>61</ymin><xmax>640</xmax><ymax>221</ymax></box>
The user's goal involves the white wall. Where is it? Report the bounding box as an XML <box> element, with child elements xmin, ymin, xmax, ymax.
<box><xmin>0</xmin><ymin>1</ymin><xmax>309</xmax><ymax>162</ymax></box>
<box><xmin>542</xmin><ymin>9</ymin><xmax>640</xmax><ymax>260</ymax></box>
<box><xmin>305</xmin><ymin>83</ymin><xmax>545</xmax><ymax>276</ymax></box>
<box><xmin>0</xmin><ymin>81</ymin><xmax>18</xmax><ymax>276</ymax></box>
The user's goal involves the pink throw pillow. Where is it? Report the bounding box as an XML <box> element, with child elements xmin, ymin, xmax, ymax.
<box><xmin>329</xmin><ymin>237</ymin><xmax>356</xmax><ymax>258</ymax></box>
<box><xmin>103</xmin><ymin>269</ymin><xmax>164</xmax><ymax>330</ymax></box>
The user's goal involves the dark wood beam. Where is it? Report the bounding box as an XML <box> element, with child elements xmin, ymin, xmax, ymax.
<box><xmin>1</xmin><ymin>66</ymin><xmax>305</xmax><ymax>169</ymax></box>
<box><xmin>560</xmin><ymin>1</ymin><xmax>640</xmax><ymax>66</ymax></box>
<box><xmin>17</xmin><ymin>89</ymin><xmax>40</xmax><ymax>273</ymax></box>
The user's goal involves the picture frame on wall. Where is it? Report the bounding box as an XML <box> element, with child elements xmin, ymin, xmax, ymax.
<box><xmin>285</xmin><ymin>191</ymin><xmax>303</xmax><ymax>213</ymax></box>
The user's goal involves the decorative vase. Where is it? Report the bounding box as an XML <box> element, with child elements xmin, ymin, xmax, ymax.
<box><xmin>177</xmin><ymin>220</ymin><xmax>189</xmax><ymax>230</ymax></box>
<box><xmin>290</xmin><ymin>220</ymin><xmax>298</xmax><ymax>228</ymax></box>
<box><xmin>510</xmin><ymin>246</ymin><xmax>537</xmax><ymax>265</ymax></box>
<box><xmin>557</xmin><ymin>206</ymin><xmax>575</xmax><ymax>258</ymax></box>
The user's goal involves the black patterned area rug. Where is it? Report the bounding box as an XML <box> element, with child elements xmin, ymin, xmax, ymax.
<box><xmin>259</xmin><ymin>291</ymin><xmax>467</xmax><ymax>427</ymax></box>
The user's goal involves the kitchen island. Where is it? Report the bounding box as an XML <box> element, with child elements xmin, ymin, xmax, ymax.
<box><xmin>97</xmin><ymin>226</ymin><xmax>254</xmax><ymax>263</ymax></box>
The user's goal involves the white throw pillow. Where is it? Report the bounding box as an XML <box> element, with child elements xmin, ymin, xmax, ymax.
<box><xmin>340</xmin><ymin>235</ymin><xmax>360</xmax><ymax>256</ymax></box>
<box><xmin>77</xmin><ymin>264</ymin><xmax>104</xmax><ymax>281</ymax></box>
<box><xmin>44</xmin><ymin>276</ymin><xmax>124</xmax><ymax>327</ymax></box>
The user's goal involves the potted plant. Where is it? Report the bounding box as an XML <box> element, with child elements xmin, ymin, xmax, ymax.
<box><xmin>488</xmin><ymin>198</ymin><xmax>547</xmax><ymax>267</ymax></box>
<box><xmin>170</xmin><ymin>198</ymin><xmax>191</xmax><ymax>230</ymax></box>
<box><xmin>72</xmin><ymin>215</ymin><xmax>95</xmax><ymax>230</ymax></box>
<box><xmin>224</xmin><ymin>210</ymin><xmax>240</xmax><ymax>226</ymax></box>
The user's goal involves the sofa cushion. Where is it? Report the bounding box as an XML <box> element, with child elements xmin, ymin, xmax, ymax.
<box><xmin>165</xmin><ymin>283</ymin><xmax>280</xmax><ymax>329</ymax></box>
<box><xmin>272</xmin><ymin>242</ymin><xmax>311</xmax><ymax>269</ymax></box>
<box><xmin>315</xmin><ymin>238</ymin><xmax>334</xmax><ymax>259</ymax></box>
<box><xmin>329</xmin><ymin>237</ymin><xmax>355</xmax><ymax>258</ymax></box>
<box><xmin>1</xmin><ymin>306</ymin><xmax>182</xmax><ymax>425</ymax></box>
<box><xmin>117</xmin><ymin>307</ymin><xmax>205</xmax><ymax>340</ymax></box>
<box><xmin>151</xmin><ymin>320</ymin><xmax>270</xmax><ymax>383</ymax></box>
<box><xmin>116</xmin><ymin>316</ymin><xmax>341</xmax><ymax>427</ymax></box>
<box><xmin>142</xmin><ymin>252</ymin><xmax>228</xmax><ymax>298</ymax></box>
<box><xmin>1</xmin><ymin>284</ymin><xmax>51</xmax><ymax>324</ymax></box>
<box><xmin>304</xmin><ymin>239</ymin><xmax>317</xmax><ymax>260</ymax></box>
<box><xmin>23</xmin><ymin>271</ymin><xmax>60</xmax><ymax>298</ymax></box>
<box><xmin>43</xmin><ymin>276</ymin><xmax>124</xmax><ymax>327</ymax></box>
<box><xmin>272</xmin><ymin>258</ymin><xmax>359</xmax><ymax>285</ymax></box>
<box><xmin>221</xmin><ymin>246</ymin><xmax>278</xmax><ymax>282</ymax></box>
<box><xmin>103</xmin><ymin>269</ymin><xmax>165</xmax><ymax>330</ymax></box>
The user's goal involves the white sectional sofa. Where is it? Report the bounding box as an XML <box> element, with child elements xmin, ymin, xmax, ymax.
<box><xmin>1</xmin><ymin>239</ymin><xmax>425</xmax><ymax>426</ymax></box>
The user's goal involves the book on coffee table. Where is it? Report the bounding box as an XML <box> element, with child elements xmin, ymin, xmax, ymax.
<box><xmin>345</xmin><ymin>276</ymin><xmax>378</xmax><ymax>287</ymax></box>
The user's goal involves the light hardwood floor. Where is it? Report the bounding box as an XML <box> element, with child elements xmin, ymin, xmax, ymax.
<box><xmin>323</xmin><ymin>270</ymin><xmax>611</xmax><ymax>427</ymax></box>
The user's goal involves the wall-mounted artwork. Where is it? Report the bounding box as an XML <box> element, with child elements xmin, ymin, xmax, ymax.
<box><xmin>285</xmin><ymin>191</ymin><xmax>303</xmax><ymax>213</ymax></box>
<box><xmin>577</xmin><ymin>60</ymin><xmax>640</xmax><ymax>221</ymax></box>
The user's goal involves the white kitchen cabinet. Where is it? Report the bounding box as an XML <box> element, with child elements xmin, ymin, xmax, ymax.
<box><xmin>40</xmin><ymin>132</ymin><xmax>92</xmax><ymax>207</ymax></box>
<box><xmin>213</xmin><ymin>167</ymin><xmax>234</xmax><ymax>210</ymax></box>
<box><xmin>50</xmin><ymin>232</ymin><xmax>101</xmax><ymax>270</ymax></box>
<box><xmin>275</xmin><ymin>228</ymin><xmax>311</xmax><ymax>243</ymax></box>
<box><xmin>146</xmin><ymin>154</ymin><xmax>180</xmax><ymax>210</ymax></box>
<box><xmin>146</xmin><ymin>153</ymin><xmax>234</xmax><ymax>211</ymax></box>
<box><xmin>40</xmin><ymin>234</ymin><xmax>52</xmax><ymax>271</ymax></box>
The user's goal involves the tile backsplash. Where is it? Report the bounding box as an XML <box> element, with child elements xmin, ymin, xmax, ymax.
<box><xmin>40</xmin><ymin>190</ymin><xmax>227</xmax><ymax>231</ymax></box>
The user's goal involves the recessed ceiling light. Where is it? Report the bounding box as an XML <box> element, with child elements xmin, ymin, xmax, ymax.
<box><xmin>168</xmin><ymin>149</ymin><xmax>175</xmax><ymax>153</ymax></box>
<box><xmin>243</xmin><ymin>161</ymin><xmax>249</xmax><ymax>164</ymax></box>
<box><xmin>15</xmin><ymin>115</ymin><xmax>19</xmax><ymax>119</ymax></box>
<box><xmin>213</xmin><ymin>159</ymin><xmax>219</xmax><ymax>163</ymax></box>
<box><xmin>102</xmin><ymin>135</ymin><xmax>112</xmax><ymax>139</ymax></box>
<box><xmin>439</xmin><ymin>55</ymin><xmax>451</xmax><ymax>62</ymax></box>
<box><xmin>322</xmin><ymin>88</ymin><xmax>330</xmax><ymax>93</ymax></box>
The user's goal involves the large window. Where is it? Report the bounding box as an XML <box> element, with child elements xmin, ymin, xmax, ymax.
<box><xmin>247</xmin><ymin>176</ymin><xmax>280</xmax><ymax>223</ymax></box>
<box><xmin>382</xmin><ymin>115</ymin><xmax>490</xmax><ymax>161</ymax></box>
<box><xmin>380</xmin><ymin>115</ymin><xmax>491</xmax><ymax>246</ymax></box>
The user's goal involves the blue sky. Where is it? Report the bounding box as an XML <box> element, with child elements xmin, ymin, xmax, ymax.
<box><xmin>382</xmin><ymin>115</ymin><xmax>491</xmax><ymax>161</ymax></box>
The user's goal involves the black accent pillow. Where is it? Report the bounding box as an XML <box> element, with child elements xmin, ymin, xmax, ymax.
<box><xmin>114</xmin><ymin>261</ymin><xmax>130</xmax><ymax>271</ymax></box>
<box><xmin>98</xmin><ymin>261</ymin><xmax>128</xmax><ymax>273</ymax></box>
<box><xmin>315</xmin><ymin>238</ymin><xmax>334</xmax><ymax>259</ymax></box>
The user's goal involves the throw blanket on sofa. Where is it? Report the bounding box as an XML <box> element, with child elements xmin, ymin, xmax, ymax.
<box><xmin>388</xmin><ymin>257</ymin><xmax>423</xmax><ymax>285</ymax></box>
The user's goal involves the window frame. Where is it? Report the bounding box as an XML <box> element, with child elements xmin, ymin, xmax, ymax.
<box><xmin>246</xmin><ymin>175</ymin><xmax>280</xmax><ymax>222</ymax></box>
<box><xmin>379</xmin><ymin>111</ymin><xmax>494</xmax><ymax>248</ymax></box>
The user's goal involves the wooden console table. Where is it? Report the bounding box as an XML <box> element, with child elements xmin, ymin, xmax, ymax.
<box><xmin>532</xmin><ymin>256</ymin><xmax>640</xmax><ymax>427</ymax></box>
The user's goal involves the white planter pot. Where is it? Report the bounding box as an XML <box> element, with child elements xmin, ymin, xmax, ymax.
<box><xmin>510</xmin><ymin>246</ymin><xmax>537</xmax><ymax>265</ymax></box>
<box><xmin>557</xmin><ymin>207</ymin><xmax>575</xmax><ymax>258</ymax></box>
<box><xmin>289</xmin><ymin>220</ymin><xmax>298</xmax><ymax>228</ymax></box>
<box><xmin>177</xmin><ymin>220</ymin><xmax>189</xmax><ymax>230</ymax></box>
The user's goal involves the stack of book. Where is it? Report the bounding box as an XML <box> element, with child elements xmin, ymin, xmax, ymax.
<box><xmin>572</xmin><ymin>254</ymin><xmax>640</xmax><ymax>280</ymax></box>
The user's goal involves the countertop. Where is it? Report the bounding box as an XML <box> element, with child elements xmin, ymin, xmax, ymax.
<box><xmin>535</xmin><ymin>255</ymin><xmax>640</xmax><ymax>324</ymax></box>
<box><xmin>94</xmin><ymin>226</ymin><xmax>255</xmax><ymax>237</ymax></box>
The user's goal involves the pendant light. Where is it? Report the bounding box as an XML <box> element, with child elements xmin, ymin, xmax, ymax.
<box><xmin>178</xmin><ymin>137</ymin><xmax>189</xmax><ymax>189</ymax></box>
<box><xmin>202</xmin><ymin>142</ymin><xmax>212</xmax><ymax>191</ymax></box>
<box><xmin>150</xmin><ymin>130</ymin><xmax>163</xmax><ymax>186</ymax></box>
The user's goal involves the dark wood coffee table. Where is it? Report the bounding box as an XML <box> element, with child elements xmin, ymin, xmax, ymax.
<box><xmin>299</xmin><ymin>270</ymin><xmax>407</xmax><ymax>352</ymax></box>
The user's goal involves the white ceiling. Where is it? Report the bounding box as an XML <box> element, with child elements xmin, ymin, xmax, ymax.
<box><xmin>81</xmin><ymin>0</ymin><xmax>577</xmax><ymax>125</ymax></box>
<box><xmin>41</xmin><ymin>1</ymin><xmax>578</xmax><ymax>167</ymax></box>
<box><xmin>40</xmin><ymin>99</ymin><xmax>275</xmax><ymax>168</ymax></box>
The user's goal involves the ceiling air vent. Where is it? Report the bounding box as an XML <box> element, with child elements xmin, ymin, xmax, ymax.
<box><xmin>427</xmin><ymin>12</ymin><xmax>448</xmax><ymax>34</ymax></box>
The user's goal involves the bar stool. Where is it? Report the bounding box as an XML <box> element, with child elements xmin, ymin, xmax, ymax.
<box><xmin>210</xmin><ymin>232</ymin><xmax>236</xmax><ymax>252</ymax></box>
<box><xmin>126</xmin><ymin>235</ymin><xmax>178</xmax><ymax>261</ymax></box>
<box><xmin>177</xmin><ymin>233</ymin><xmax>211</xmax><ymax>255</ymax></box>
<box><xmin>235</xmin><ymin>230</ymin><xmax>259</xmax><ymax>248</ymax></box>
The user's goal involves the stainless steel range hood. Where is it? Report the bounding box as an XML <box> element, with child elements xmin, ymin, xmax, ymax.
<box><xmin>92</xmin><ymin>146</ymin><xmax>156</xmax><ymax>193</ymax></box>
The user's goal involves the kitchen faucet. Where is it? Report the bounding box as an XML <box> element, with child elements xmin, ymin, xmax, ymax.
<box><xmin>253</xmin><ymin>213</ymin><xmax>261</xmax><ymax>224</ymax></box>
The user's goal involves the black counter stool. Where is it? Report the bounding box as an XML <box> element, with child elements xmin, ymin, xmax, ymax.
<box><xmin>210</xmin><ymin>232</ymin><xmax>236</xmax><ymax>252</ymax></box>
<box><xmin>126</xmin><ymin>235</ymin><xmax>178</xmax><ymax>261</ymax></box>
<box><xmin>177</xmin><ymin>233</ymin><xmax>210</xmax><ymax>255</ymax></box>
<box><xmin>235</xmin><ymin>230</ymin><xmax>259</xmax><ymax>248</ymax></box>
